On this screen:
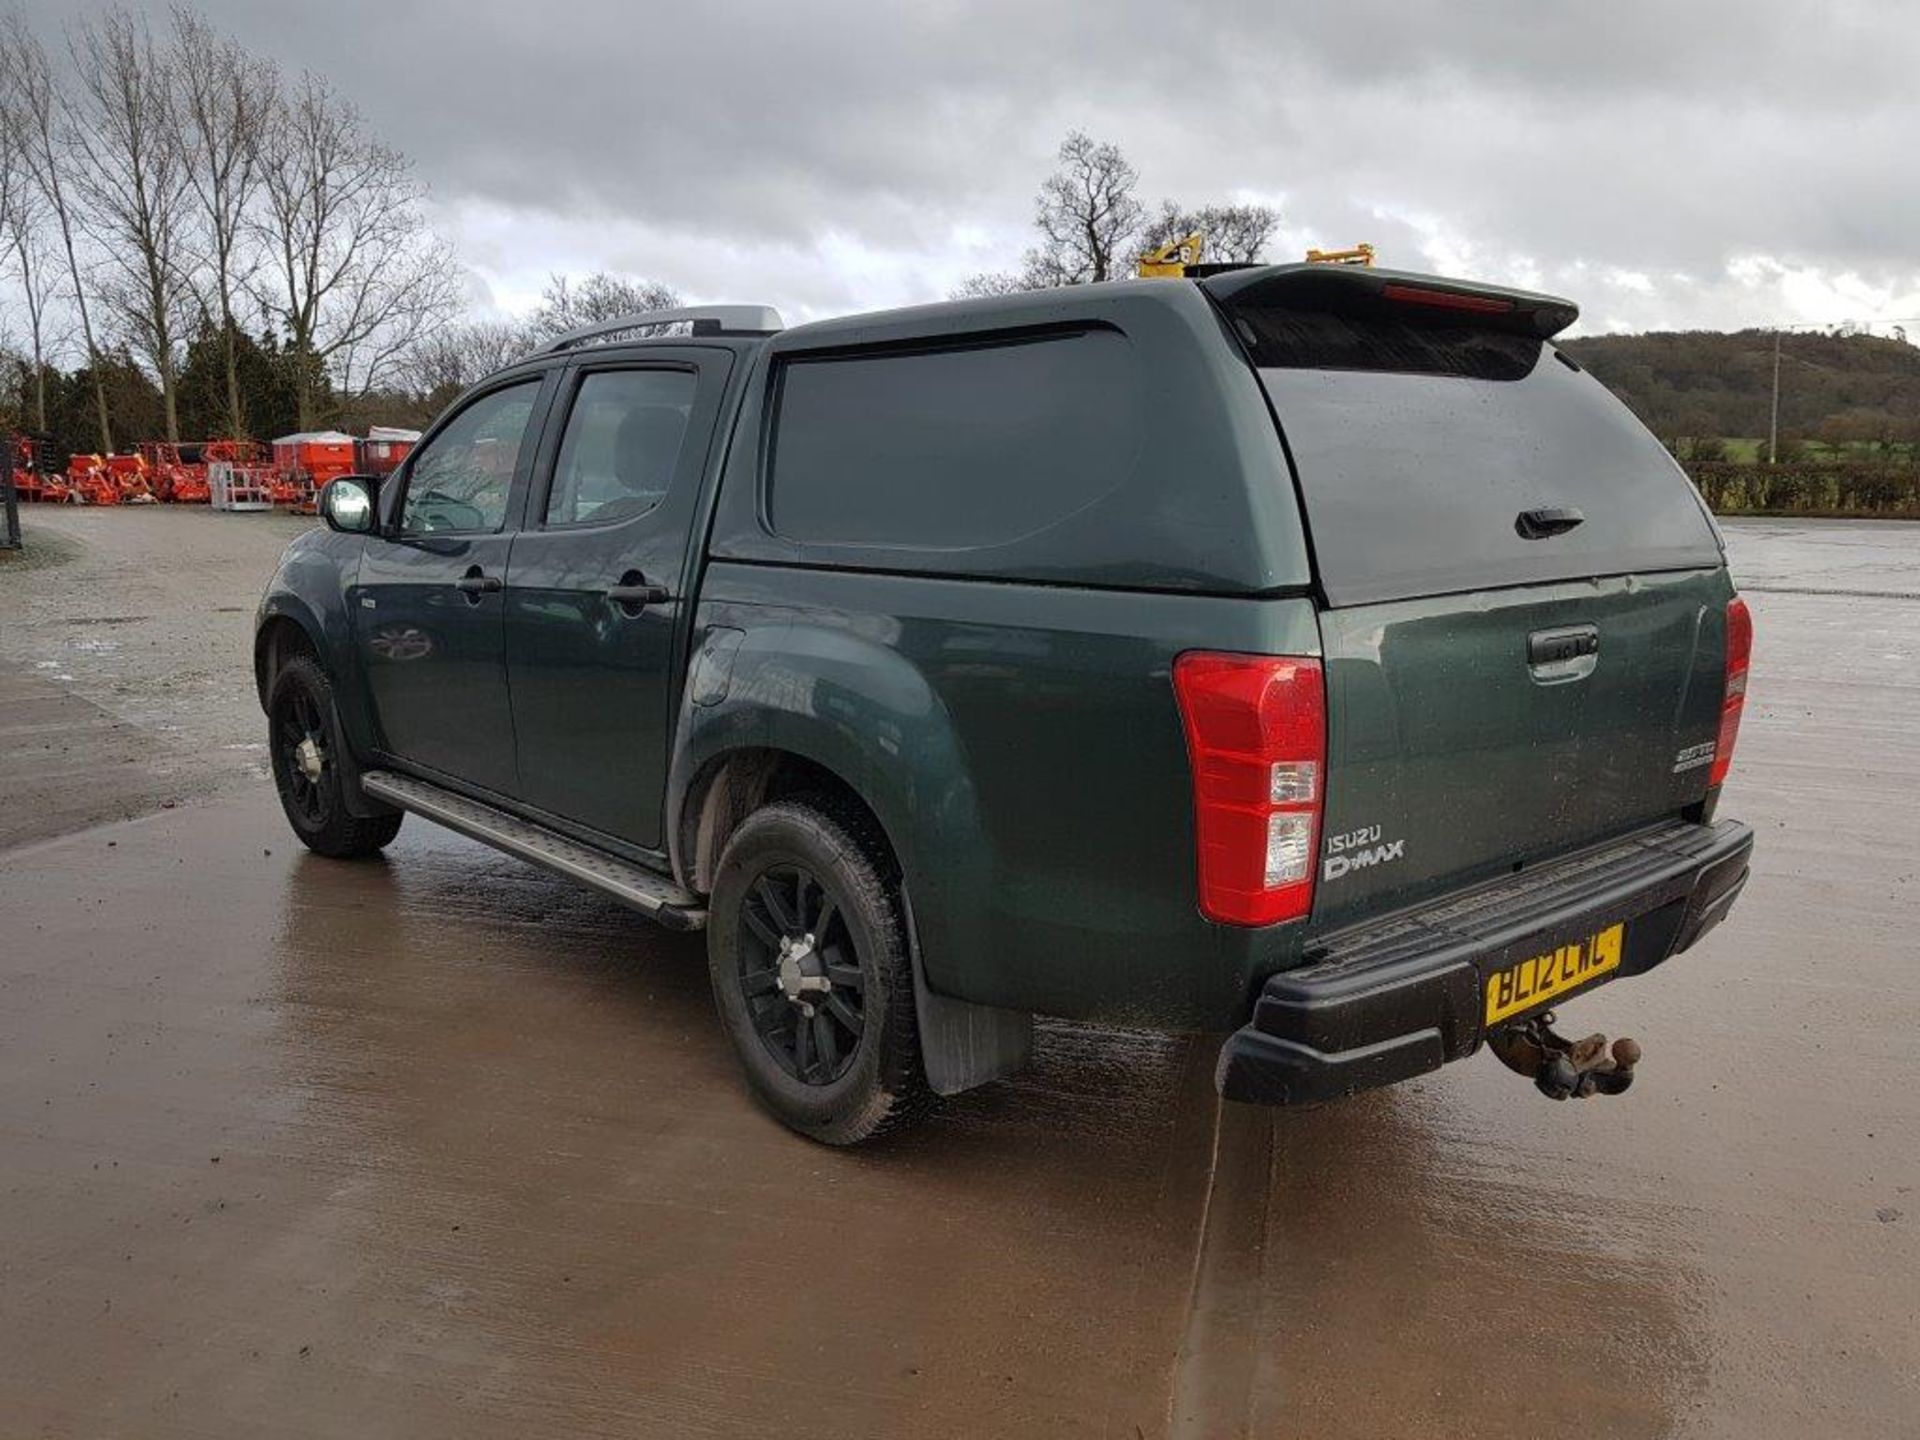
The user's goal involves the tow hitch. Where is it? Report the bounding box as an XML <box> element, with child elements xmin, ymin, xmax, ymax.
<box><xmin>1487</xmin><ymin>1011</ymin><xmax>1641</xmax><ymax>1100</ymax></box>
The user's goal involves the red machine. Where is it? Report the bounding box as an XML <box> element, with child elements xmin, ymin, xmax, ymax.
<box><xmin>62</xmin><ymin>454</ymin><xmax>122</xmax><ymax>506</ymax></box>
<box><xmin>103</xmin><ymin>453</ymin><xmax>157</xmax><ymax>503</ymax></box>
<box><xmin>272</xmin><ymin>431</ymin><xmax>356</xmax><ymax>513</ymax></box>
<box><xmin>204</xmin><ymin>438</ymin><xmax>270</xmax><ymax>466</ymax></box>
<box><xmin>7</xmin><ymin>433</ymin><xmax>63</xmax><ymax>502</ymax></box>
<box><xmin>136</xmin><ymin>441</ymin><xmax>228</xmax><ymax>504</ymax></box>
<box><xmin>355</xmin><ymin>426</ymin><xmax>419</xmax><ymax>478</ymax></box>
<box><xmin>139</xmin><ymin>442</ymin><xmax>192</xmax><ymax>503</ymax></box>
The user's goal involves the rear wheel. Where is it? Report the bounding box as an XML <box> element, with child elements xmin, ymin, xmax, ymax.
<box><xmin>267</xmin><ymin>654</ymin><xmax>402</xmax><ymax>858</ymax></box>
<box><xmin>708</xmin><ymin>799</ymin><xmax>930</xmax><ymax>1145</ymax></box>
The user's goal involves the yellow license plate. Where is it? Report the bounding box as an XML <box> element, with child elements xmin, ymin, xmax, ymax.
<box><xmin>1484</xmin><ymin>922</ymin><xmax>1624</xmax><ymax>1026</ymax></box>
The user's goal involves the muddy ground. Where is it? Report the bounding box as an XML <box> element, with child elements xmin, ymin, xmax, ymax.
<box><xmin>1</xmin><ymin>508</ymin><xmax>1915</xmax><ymax>1438</ymax></box>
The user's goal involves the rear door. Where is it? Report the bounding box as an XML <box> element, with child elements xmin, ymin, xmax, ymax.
<box><xmin>1222</xmin><ymin>285</ymin><xmax>1733</xmax><ymax>923</ymax></box>
<box><xmin>503</xmin><ymin>349</ymin><xmax>733</xmax><ymax>849</ymax></box>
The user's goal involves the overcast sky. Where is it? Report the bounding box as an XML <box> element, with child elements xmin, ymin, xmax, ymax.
<box><xmin>22</xmin><ymin>0</ymin><xmax>1920</xmax><ymax>335</ymax></box>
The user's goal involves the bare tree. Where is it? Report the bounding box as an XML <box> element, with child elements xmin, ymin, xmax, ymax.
<box><xmin>951</xmin><ymin>133</ymin><xmax>1285</xmax><ymax>300</ymax></box>
<box><xmin>403</xmin><ymin>316</ymin><xmax>531</xmax><ymax>399</ymax></box>
<box><xmin>1139</xmin><ymin>200</ymin><xmax>1280</xmax><ymax>265</ymax></box>
<box><xmin>253</xmin><ymin>73</ymin><xmax>456</xmax><ymax>428</ymax></box>
<box><xmin>1</xmin><ymin>12</ymin><xmax>113</xmax><ymax>451</ymax></box>
<box><xmin>67</xmin><ymin>7</ymin><xmax>195</xmax><ymax>441</ymax></box>
<box><xmin>1031</xmin><ymin>131</ymin><xmax>1143</xmax><ymax>285</ymax></box>
<box><xmin>949</xmin><ymin>270</ymin><xmax>1033</xmax><ymax>300</ymax></box>
<box><xmin>528</xmin><ymin>270</ymin><xmax>680</xmax><ymax>339</ymax></box>
<box><xmin>949</xmin><ymin>130</ymin><xmax>1144</xmax><ymax>297</ymax></box>
<box><xmin>172</xmin><ymin>4</ymin><xmax>272</xmax><ymax>438</ymax></box>
<box><xmin>0</xmin><ymin>79</ymin><xmax>56</xmax><ymax>430</ymax></box>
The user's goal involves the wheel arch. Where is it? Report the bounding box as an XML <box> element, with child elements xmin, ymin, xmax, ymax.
<box><xmin>668</xmin><ymin>621</ymin><xmax>1031</xmax><ymax>1096</ymax></box>
<box><xmin>254</xmin><ymin>597</ymin><xmax>390</xmax><ymax>820</ymax></box>
<box><xmin>254</xmin><ymin>610</ymin><xmax>321</xmax><ymax>709</ymax></box>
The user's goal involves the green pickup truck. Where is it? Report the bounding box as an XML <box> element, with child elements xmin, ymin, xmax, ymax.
<box><xmin>255</xmin><ymin>264</ymin><xmax>1754</xmax><ymax>1144</ymax></box>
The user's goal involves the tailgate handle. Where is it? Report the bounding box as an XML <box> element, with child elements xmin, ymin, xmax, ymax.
<box><xmin>1516</xmin><ymin>506</ymin><xmax>1585</xmax><ymax>540</ymax></box>
<box><xmin>1528</xmin><ymin>624</ymin><xmax>1600</xmax><ymax>678</ymax></box>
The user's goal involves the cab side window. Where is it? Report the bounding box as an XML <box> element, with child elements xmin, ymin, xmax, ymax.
<box><xmin>399</xmin><ymin>381</ymin><xmax>542</xmax><ymax>534</ymax></box>
<box><xmin>545</xmin><ymin>369</ymin><xmax>697</xmax><ymax>527</ymax></box>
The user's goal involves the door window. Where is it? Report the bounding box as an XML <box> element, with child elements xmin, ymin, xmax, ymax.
<box><xmin>545</xmin><ymin>369</ymin><xmax>697</xmax><ymax>527</ymax></box>
<box><xmin>399</xmin><ymin>380</ymin><xmax>542</xmax><ymax>534</ymax></box>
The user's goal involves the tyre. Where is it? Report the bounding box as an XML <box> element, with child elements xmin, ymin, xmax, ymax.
<box><xmin>266</xmin><ymin>654</ymin><xmax>403</xmax><ymax>859</ymax></box>
<box><xmin>708</xmin><ymin>798</ymin><xmax>931</xmax><ymax>1145</ymax></box>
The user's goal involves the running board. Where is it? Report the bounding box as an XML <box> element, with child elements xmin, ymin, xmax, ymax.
<box><xmin>361</xmin><ymin>769</ymin><xmax>706</xmax><ymax>931</ymax></box>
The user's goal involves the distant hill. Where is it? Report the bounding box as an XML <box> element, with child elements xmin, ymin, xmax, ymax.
<box><xmin>1560</xmin><ymin>328</ymin><xmax>1920</xmax><ymax>447</ymax></box>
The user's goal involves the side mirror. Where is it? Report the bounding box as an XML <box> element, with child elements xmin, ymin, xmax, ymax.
<box><xmin>321</xmin><ymin>475</ymin><xmax>377</xmax><ymax>534</ymax></box>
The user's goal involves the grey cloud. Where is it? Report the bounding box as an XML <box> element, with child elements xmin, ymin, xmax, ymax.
<box><xmin>15</xmin><ymin>0</ymin><xmax>1917</xmax><ymax>330</ymax></box>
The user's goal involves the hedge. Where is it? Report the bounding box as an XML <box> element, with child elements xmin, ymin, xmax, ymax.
<box><xmin>1682</xmin><ymin>461</ymin><xmax>1920</xmax><ymax>518</ymax></box>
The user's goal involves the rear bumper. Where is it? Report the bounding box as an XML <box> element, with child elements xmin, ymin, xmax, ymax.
<box><xmin>1216</xmin><ymin>817</ymin><xmax>1754</xmax><ymax>1106</ymax></box>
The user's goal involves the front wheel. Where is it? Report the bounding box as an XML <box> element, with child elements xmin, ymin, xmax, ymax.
<box><xmin>266</xmin><ymin>654</ymin><xmax>402</xmax><ymax>858</ymax></box>
<box><xmin>707</xmin><ymin>799</ymin><xmax>931</xmax><ymax>1145</ymax></box>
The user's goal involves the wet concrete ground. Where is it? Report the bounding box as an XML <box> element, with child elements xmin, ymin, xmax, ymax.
<box><xmin>1</xmin><ymin>511</ymin><xmax>1916</xmax><ymax>1437</ymax></box>
<box><xmin>0</xmin><ymin>507</ymin><xmax>311</xmax><ymax>848</ymax></box>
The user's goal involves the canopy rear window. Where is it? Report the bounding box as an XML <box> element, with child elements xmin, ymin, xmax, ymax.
<box><xmin>1240</xmin><ymin>306</ymin><xmax>1723</xmax><ymax>607</ymax></box>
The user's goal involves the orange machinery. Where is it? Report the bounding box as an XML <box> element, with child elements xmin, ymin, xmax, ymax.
<box><xmin>136</xmin><ymin>440</ymin><xmax>269</xmax><ymax>504</ymax></box>
<box><xmin>7</xmin><ymin>433</ymin><xmax>65</xmax><ymax>502</ymax></box>
<box><xmin>271</xmin><ymin>431</ymin><xmax>356</xmax><ymax>512</ymax></box>
<box><xmin>138</xmin><ymin>442</ymin><xmax>211</xmax><ymax>504</ymax></box>
<box><xmin>355</xmin><ymin>427</ymin><xmax>419</xmax><ymax>478</ymax></box>
<box><xmin>58</xmin><ymin>452</ymin><xmax>158</xmax><ymax>505</ymax></box>
<box><xmin>103</xmin><ymin>453</ymin><xmax>157</xmax><ymax>503</ymax></box>
<box><xmin>61</xmin><ymin>454</ymin><xmax>121</xmax><ymax>505</ymax></box>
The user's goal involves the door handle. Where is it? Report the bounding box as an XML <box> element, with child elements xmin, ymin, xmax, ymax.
<box><xmin>1516</xmin><ymin>506</ymin><xmax>1585</xmax><ymax>540</ymax></box>
<box><xmin>455</xmin><ymin>568</ymin><xmax>502</xmax><ymax>597</ymax></box>
<box><xmin>607</xmin><ymin>573</ymin><xmax>672</xmax><ymax>613</ymax></box>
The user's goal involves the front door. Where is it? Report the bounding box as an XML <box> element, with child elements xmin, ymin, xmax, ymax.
<box><xmin>355</xmin><ymin>375</ymin><xmax>549</xmax><ymax>795</ymax></box>
<box><xmin>504</xmin><ymin>351</ymin><xmax>732</xmax><ymax>848</ymax></box>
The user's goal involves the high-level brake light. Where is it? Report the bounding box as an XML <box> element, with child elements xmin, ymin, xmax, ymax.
<box><xmin>1708</xmin><ymin>597</ymin><xmax>1753</xmax><ymax>788</ymax></box>
<box><xmin>1172</xmin><ymin>652</ymin><xmax>1326</xmax><ymax>926</ymax></box>
<box><xmin>1379</xmin><ymin>283</ymin><xmax>1514</xmax><ymax>314</ymax></box>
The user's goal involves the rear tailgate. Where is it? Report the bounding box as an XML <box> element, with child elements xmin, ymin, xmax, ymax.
<box><xmin>1208</xmin><ymin>268</ymin><xmax>1733</xmax><ymax>922</ymax></box>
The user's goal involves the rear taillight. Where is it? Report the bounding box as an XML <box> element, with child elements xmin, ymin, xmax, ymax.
<box><xmin>1708</xmin><ymin>597</ymin><xmax>1752</xmax><ymax>788</ymax></box>
<box><xmin>1172</xmin><ymin>652</ymin><xmax>1326</xmax><ymax>926</ymax></box>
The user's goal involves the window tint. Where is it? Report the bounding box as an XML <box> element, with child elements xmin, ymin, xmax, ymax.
<box><xmin>1243</xmin><ymin>309</ymin><xmax>1722</xmax><ymax>607</ymax></box>
<box><xmin>769</xmin><ymin>329</ymin><xmax>1139</xmax><ymax>549</ymax></box>
<box><xmin>1235</xmin><ymin>305</ymin><xmax>1541</xmax><ymax>380</ymax></box>
<box><xmin>400</xmin><ymin>381</ymin><xmax>540</xmax><ymax>533</ymax></box>
<box><xmin>545</xmin><ymin>369</ymin><xmax>696</xmax><ymax>526</ymax></box>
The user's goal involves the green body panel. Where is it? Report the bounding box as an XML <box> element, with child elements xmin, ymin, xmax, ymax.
<box><xmin>708</xmin><ymin>281</ymin><xmax>1312</xmax><ymax>595</ymax></box>
<box><xmin>351</xmin><ymin>531</ymin><xmax>521</xmax><ymax>793</ymax></box>
<box><xmin>501</xmin><ymin>347</ymin><xmax>736</xmax><ymax>848</ymax></box>
<box><xmin>255</xmin><ymin>528</ymin><xmax>374</xmax><ymax>754</ymax></box>
<box><xmin>1312</xmin><ymin>567</ymin><xmax>1733</xmax><ymax>924</ymax></box>
<box><xmin>259</xmin><ymin>269</ymin><xmax>1743</xmax><ymax>1040</ymax></box>
<box><xmin>675</xmin><ymin>563</ymin><xmax>1323</xmax><ymax>1028</ymax></box>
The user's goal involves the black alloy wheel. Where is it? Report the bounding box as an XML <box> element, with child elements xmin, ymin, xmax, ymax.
<box><xmin>738</xmin><ymin>863</ymin><xmax>866</xmax><ymax>1085</ymax></box>
<box><xmin>265</xmin><ymin>654</ymin><xmax>403</xmax><ymax>858</ymax></box>
<box><xmin>273</xmin><ymin>680</ymin><xmax>333</xmax><ymax>829</ymax></box>
<box><xmin>707</xmin><ymin>798</ymin><xmax>930</xmax><ymax>1145</ymax></box>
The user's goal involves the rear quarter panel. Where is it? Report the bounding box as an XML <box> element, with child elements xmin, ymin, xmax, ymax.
<box><xmin>676</xmin><ymin>563</ymin><xmax>1323</xmax><ymax>1028</ymax></box>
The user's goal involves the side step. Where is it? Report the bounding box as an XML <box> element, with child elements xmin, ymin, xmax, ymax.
<box><xmin>361</xmin><ymin>769</ymin><xmax>706</xmax><ymax>931</ymax></box>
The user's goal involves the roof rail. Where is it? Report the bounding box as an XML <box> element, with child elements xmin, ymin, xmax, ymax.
<box><xmin>538</xmin><ymin>304</ymin><xmax>785</xmax><ymax>354</ymax></box>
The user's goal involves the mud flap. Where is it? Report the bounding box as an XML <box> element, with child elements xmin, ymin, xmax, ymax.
<box><xmin>900</xmin><ymin>888</ymin><xmax>1033</xmax><ymax>1096</ymax></box>
<box><xmin>329</xmin><ymin>694</ymin><xmax>397</xmax><ymax>821</ymax></box>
